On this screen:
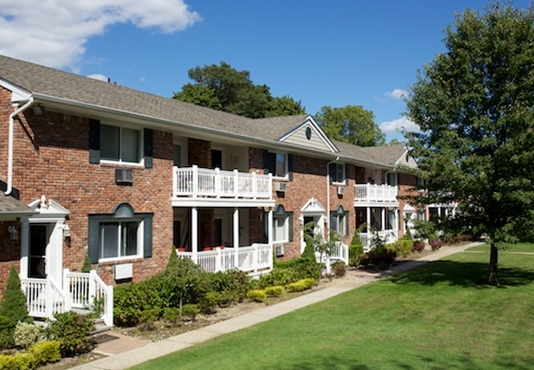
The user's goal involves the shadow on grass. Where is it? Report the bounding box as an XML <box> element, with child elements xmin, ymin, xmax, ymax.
<box><xmin>386</xmin><ymin>260</ymin><xmax>534</xmax><ymax>288</ymax></box>
<box><xmin>277</xmin><ymin>353</ymin><xmax>534</xmax><ymax>370</ymax></box>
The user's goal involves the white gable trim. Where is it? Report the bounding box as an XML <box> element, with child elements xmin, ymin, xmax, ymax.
<box><xmin>394</xmin><ymin>149</ymin><xmax>418</xmax><ymax>169</ymax></box>
<box><xmin>0</xmin><ymin>78</ymin><xmax>32</xmax><ymax>103</ymax></box>
<box><xmin>278</xmin><ymin>116</ymin><xmax>339</xmax><ymax>153</ymax></box>
<box><xmin>300</xmin><ymin>197</ymin><xmax>326</xmax><ymax>215</ymax></box>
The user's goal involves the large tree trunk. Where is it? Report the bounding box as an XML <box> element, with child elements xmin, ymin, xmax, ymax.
<box><xmin>488</xmin><ymin>242</ymin><xmax>499</xmax><ymax>285</ymax></box>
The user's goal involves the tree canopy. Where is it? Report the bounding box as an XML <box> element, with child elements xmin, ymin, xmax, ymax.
<box><xmin>314</xmin><ymin>105</ymin><xmax>385</xmax><ymax>147</ymax></box>
<box><xmin>173</xmin><ymin>62</ymin><xmax>305</xmax><ymax>118</ymax></box>
<box><xmin>405</xmin><ymin>3</ymin><xmax>534</xmax><ymax>285</ymax></box>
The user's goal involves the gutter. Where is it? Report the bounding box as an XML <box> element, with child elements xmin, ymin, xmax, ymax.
<box><xmin>6</xmin><ymin>97</ymin><xmax>34</xmax><ymax>195</ymax></box>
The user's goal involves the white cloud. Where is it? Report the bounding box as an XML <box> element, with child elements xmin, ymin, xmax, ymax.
<box><xmin>385</xmin><ymin>89</ymin><xmax>408</xmax><ymax>100</ymax></box>
<box><xmin>380</xmin><ymin>117</ymin><xmax>420</xmax><ymax>134</ymax></box>
<box><xmin>87</xmin><ymin>74</ymin><xmax>108</xmax><ymax>82</ymax></box>
<box><xmin>0</xmin><ymin>1</ymin><xmax>201</xmax><ymax>69</ymax></box>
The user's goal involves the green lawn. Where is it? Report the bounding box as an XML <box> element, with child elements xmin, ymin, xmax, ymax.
<box><xmin>130</xmin><ymin>249</ymin><xmax>534</xmax><ymax>370</ymax></box>
<box><xmin>468</xmin><ymin>242</ymin><xmax>534</xmax><ymax>253</ymax></box>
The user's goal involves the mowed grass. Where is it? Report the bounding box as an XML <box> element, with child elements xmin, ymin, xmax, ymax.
<box><xmin>130</xmin><ymin>250</ymin><xmax>534</xmax><ymax>370</ymax></box>
<box><xmin>468</xmin><ymin>242</ymin><xmax>534</xmax><ymax>253</ymax></box>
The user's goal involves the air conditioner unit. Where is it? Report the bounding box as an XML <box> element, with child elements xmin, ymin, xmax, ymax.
<box><xmin>114</xmin><ymin>263</ymin><xmax>133</xmax><ymax>280</ymax></box>
<box><xmin>275</xmin><ymin>245</ymin><xmax>284</xmax><ymax>257</ymax></box>
<box><xmin>337</xmin><ymin>186</ymin><xmax>345</xmax><ymax>195</ymax></box>
<box><xmin>115</xmin><ymin>168</ymin><xmax>133</xmax><ymax>184</ymax></box>
<box><xmin>275</xmin><ymin>182</ymin><xmax>287</xmax><ymax>192</ymax></box>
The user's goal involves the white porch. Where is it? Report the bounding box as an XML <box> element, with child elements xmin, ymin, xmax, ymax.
<box><xmin>176</xmin><ymin>244</ymin><xmax>272</xmax><ymax>274</ymax></box>
<box><xmin>172</xmin><ymin>166</ymin><xmax>273</xmax><ymax>206</ymax></box>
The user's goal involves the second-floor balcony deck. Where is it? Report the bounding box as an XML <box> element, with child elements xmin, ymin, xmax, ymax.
<box><xmin>172</xmin><ymin>165</ymin><xmax>274</xmax><ymax>207</ymax></box>
<box><xmin>354</xmin><ymin>184</ymin><xmax>398</xmax><ymax>206</ymax></box>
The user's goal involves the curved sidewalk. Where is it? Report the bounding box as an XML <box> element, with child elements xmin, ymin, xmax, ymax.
<box><xmin>71</xmin><ymin>243</ymin><xmax>480</xmax><ymax>370</ymax></box>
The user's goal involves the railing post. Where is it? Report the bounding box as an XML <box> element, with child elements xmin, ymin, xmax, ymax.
<box><xmin>215</xmin><ymin>248</ymin><xmax>222</xmax><ymax>272</ymax></box>
<box><xmin>89</xmin><ymin>270</ymin><xmax>97</xmax><ymax>307</ymax></box>
<box><xmin>234</xmin><ymin>169</ymin><xmax>239</xmax><ymax>198</ymax></box>
<box><xmin>192</xmin><ymin>165</ymin><xmax>198</xmax><ymax>198</ymax></box>
<box><xmin>253</xmin><ymin>244</ymin><xmax>258</xmax><ymax>273</ymax></box>
<box><xmin>252</xmin><ymin>172</ymin><xmax>257</xmax><ymax>199</ymax></box>
<box><xmin>215</xmin><ymin>167</ymin><xmax>220</xmax><ymax>198</ymax></box>
<box><xmin>63</xmin><ymin>268</ymin><xmax>70</xmax><ymax>292</ymax></box>
<box><xmin>45</xmin><ymin>280</ymin><xmax>52</xmax><ymax>318</ymax></box>
<box><xmin>105</xmin><ymin>286</ymin><xmax>113</xmax><ymax>327</ymax></box>
<box><xmin>172</xmin><ymin>166</ymin><xmax>177</xmax><ymax>198</ymax></box>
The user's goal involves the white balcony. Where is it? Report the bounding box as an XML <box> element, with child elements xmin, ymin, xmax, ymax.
<box><xmin>354</xmin><ymin>184</ymin><xmax>398</xmax><ymax>206</ymax></box>
<box><xmin>173</xmin><ymin>166</ymin><xmax>274</xmax><ymax>207</ymax></box>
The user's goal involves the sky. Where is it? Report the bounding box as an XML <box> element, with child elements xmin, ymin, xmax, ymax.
<box><xmin>0</xmin><ymin>0</ymin><xmax>532</xmax><ymax>143</ymax></box>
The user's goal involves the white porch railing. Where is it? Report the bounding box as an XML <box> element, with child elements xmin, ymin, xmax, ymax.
<box><xmin>354</xmin><ymin>184</ymin><xmax>398</xmax><ymax>203</ymax></box>
<box><xmin>64</xmin><ymin>270</ymin><xmax>114</xmax><ymax>327</ymax></box>
<box><xmin>316</xmin><ymin>242</ymin><xmax>349</xmax><ymax>274</ymax></box>
<box><xmin>177</xmin><ymin>244</ymin><xmax>273</xmax><ymax>274</ymax></box>
<box><xmin>21</xmin><ymin>277</ymin><xmax>71</xmax><ymax>318</ymax></box>
<box><xmin>173</xmin><ymin>165</ymin><xmax>272</xmax><ymax>200</ymax></box>
<box><xmin>359</xmin><ymin>230</ymin><xmax>398</xmax><ymax>252</ymax></box>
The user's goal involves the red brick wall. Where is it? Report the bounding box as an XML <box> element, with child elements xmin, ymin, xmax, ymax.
<box><xmin>0</xmin><ymin>99</ymin><xmax>174</xmax><ymax>287</ymax></box>
<box><xmin>188</xmin><ymin>138</ymin><xmax>211</xmax><ymax>167</ymax></box>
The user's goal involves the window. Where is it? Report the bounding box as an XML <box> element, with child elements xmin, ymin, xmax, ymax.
<box><xmin>329</xmin><ymin>163</ymin><xmax>346</xmax><ymax>184</ymax></box>
<box><xmin>386</xmin><ymin>172</ymin><xmax>398</xmax><ymax>187</ymax></box>
<box><xmin>89</xmin><ymin>119</ymin><xmax>153</xmax><ymax>168</ymax></box>
<box><xmin>264</xmin><ymin>151</ymin><xmax>293</xmax><ymax>180</ymax></box>
<box><xmin>101</xmin><ymin>124</ymin><xmax>140</xmax><ymax>163</ymax></box>
<box><xmin>265</xmin><ymin>205</ymin><xmax>293</xmax><ymax>243</ymax></box>
<box><xmin>100</xmin><ymin>221</ymin><xmax>141</xmax><ymax>259</ymax></box>
<box><xmin>88</xmin><ymin>203</ymin><xmax>153</xmax><ymax>263</ymax></box>
<box><xmin>330</xmin><ymin>206</ymin><xmax>349</xmax><ymax>236</ymax></box>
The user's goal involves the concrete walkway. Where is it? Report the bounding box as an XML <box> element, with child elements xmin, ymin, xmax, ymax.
<box><xmin>71</xmin><ymin>242</ymin><xmax>480</xmax><ymax>370</ymax></box>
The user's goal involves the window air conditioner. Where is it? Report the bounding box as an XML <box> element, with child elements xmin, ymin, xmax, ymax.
<box><xmin>275</xmin><ymin>182</ymin><xmax>287</xmax><ymax>192</ymax></box>
<box><xmin>275</xmin><ymin>245</ymin><xmax>285</xmax><ymax>257</ymax></box>
<box><xmin>337</xmin><ymin>186</ymin><xmax>345</xmax><ymax>195</ymax></box>
<box><xmin>115</xmin><ymin>168</ymin><xmax>133</xmax><ymax>184</ymax></box>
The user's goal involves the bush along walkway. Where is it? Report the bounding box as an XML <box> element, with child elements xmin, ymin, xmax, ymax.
<box><xmin>71</xmin><ymin>243</ymin><xmax>481</xmax><ymax>370</ymax></box>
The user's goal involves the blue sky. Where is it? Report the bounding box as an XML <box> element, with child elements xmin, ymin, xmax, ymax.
<box><xmin>1</xmin><ymin>0</ymin><xmax>532</xmax><ymax>143</ymax></box>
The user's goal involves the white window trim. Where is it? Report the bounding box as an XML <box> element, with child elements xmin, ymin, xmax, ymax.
<box><xmin>331</xmin><ymin>163</ymin><xmax>346</xmax><ymax>185</ymax></box>
<box><xmin>272</xmin><ymin>152</ymin><xmax>289</xmax><ymax>180</ymax></box>
<box><xmin>273</xmin><ymin>214</ymin><xmax>289</xmax><ymax>243</ymax></box>
<box><xmin>98</xmin><ymin>219</ymin><xmax>144</xmax><ymax>263</ymax></box>
<box><xmin>100</xmin><ymin>122</ymin><xmax>144</xmax><ymax>166</ymax></box>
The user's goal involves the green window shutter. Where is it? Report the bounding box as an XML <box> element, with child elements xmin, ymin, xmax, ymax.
<box><xmin>288</xmin><ymin>212</ymin><xmax>294</xmax><ymax>242</ymax></box>
<box><xmin>263</xmin><ymin>150</ymin><xmax>275</xmax><ymax>175</ymax></box>
<box><xmin>144</xmin><ymin>129</ymin><xmax>153</xmax><ymax>168</ymax></box>
<box><xmin>143</xmin><ymin>215</ymin><xmax>153</xmax><ymax>258</ymax></box>
<box><xmin>288</xmin><ymin>154</ymin><xmax>293</xmax><ymax>181</ymax></box>
<box><xmin>87</xmin><ymin>216</ymin><xmax>100</xmax><ymax>263</ymax></box>
<box><xmin>345</xmin><ymin>164</ymin><xmax>349</xmax><ymax>184</ymax></box>
<box><xmin>328</xmin><ymin>163</ymin><xmax>335</xmax><ymax>184</ymax></box>
<box><xmin>89</xmin><ymin>119</ymin><xmax>100</xmax><ymax>164</ymax></box>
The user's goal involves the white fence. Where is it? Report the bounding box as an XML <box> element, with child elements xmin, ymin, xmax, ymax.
<box><xmin>354</xmin><ymin>184</ymin><xmax>398</xmax><ymax>203</ymax></box>
<box><xmin>64</xmin><ymin>270</ymin><xmax>114</xmax><ymax>327</ymax></box>
<box><xmin>173</xmin><ymin>166</ymin><xmax>272</xmax><ymax>200</ymax></box>
<box><xmin>177</xmin><ymin>244</ymin><xmax>273</xmax><ymax>274</ymax></box>
<box><xmin>21</xmin><ymin>277</ymin><xmax>70</xmax><ymax>318</ymax></box>
<box><xmin>359</xmin><ymin>230</ymin><xmax>398</xmax><ymax>252</ymax></box>
<box><xmin>21</xmin><ymin>270</ymin><xmax>113</xmax><ymax>327</ymax></box>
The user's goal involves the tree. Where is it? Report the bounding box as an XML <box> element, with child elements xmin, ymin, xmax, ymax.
<box><xmin>0</xmin><ymin>266</ymin><xmax>32</xmax><ymax>332</ymax></box>
<box><xmin>314</xmin><ymin>105</ymin><xmax>385</xmax><ymax>146</ymax></box>
<box><xmin>173</xmin><ymin>62</ymin><xmax>305</xmax><ymax>118</ymax></box>
<box><xmin>405</xmin><ymin>3</ymin><xmax>534</xmax><ymax>285</ymax></box>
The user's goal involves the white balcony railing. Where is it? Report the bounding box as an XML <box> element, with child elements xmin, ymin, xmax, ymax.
<box><xmin>173</xmin><ymin>166</ymin><xmax>272</xmax><ymax>201</ymax></box>
<box><xmin>354</xmin><ymin>184</ymin><xmax>398</xmax><ymax>203</ymax></box>
<box><xmin>177</xmin><ymin>244</ymin><xmax>273</xmax><ymax>274</ymax></box>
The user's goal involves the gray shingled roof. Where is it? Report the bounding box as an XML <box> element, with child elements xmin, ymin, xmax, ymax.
<box><xmin>0</xmin><ymin>193</ymin><xmax>37</xmax><ymax>221</ymax></box>
<box><xmin>0</xmin><ymin>54</ymin><xmax>407</xmax><ymax>168</ymax></box>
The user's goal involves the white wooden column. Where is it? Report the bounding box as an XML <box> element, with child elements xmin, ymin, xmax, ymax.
<box><xmin>268</xmin><ymin>208</ymin><xmax>273</xmax><ymax>245</ymax></box>
<box><xmin>381</xmin><ymin>208</ymin><xmax>385</xmax><ymax>232</ymax></box>
<box><xmin>191</xmin><ymin>207</ymin><xmax>198</xmax><ymax>263</ymax></box>
<box><xmin>233</xmin><ymin>208</ymin><xmax>239</xmax><ymax>267</ymax></box>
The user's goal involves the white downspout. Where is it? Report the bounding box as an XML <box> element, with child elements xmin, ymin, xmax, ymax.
<box><xmin>7</xmin><ymin>97</ymin><xmax>34</xmax><ymax>195</ymax></box>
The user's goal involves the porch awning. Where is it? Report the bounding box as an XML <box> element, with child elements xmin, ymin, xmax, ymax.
<box><xmin>0</xmin><ymin>193</ymin><xmax>38</xmax><ymax>221</ymax></box>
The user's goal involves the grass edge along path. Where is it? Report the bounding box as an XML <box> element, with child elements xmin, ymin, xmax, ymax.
<box><xmin>129</xmin><ymin>245</ymin><xmax>534</xmax><ymax>370</ymax></box>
